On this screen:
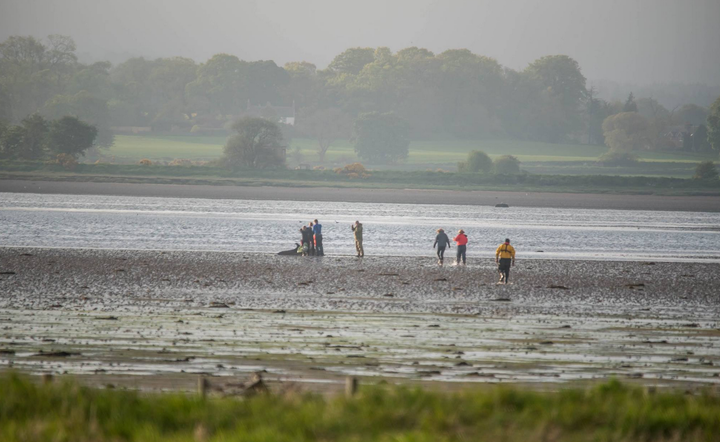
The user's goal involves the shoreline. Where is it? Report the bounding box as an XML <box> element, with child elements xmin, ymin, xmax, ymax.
<box><xmin>2</xmin><ymin>179</ymin><xmax>720</xmax><ymax>211</ymax></box>
<box><xmin>1</xmin><ymin>247</ymin><xmax>718</xmax><ymax>392</ymax></box>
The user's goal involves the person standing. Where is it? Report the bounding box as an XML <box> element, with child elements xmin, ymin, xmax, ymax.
<box><xmin>307</xmin><ymin>222</ymin><xmax>316</xmax><ymax>256</ymax></box>
<box><xmin>495</xmin><ymin>238</ymin><xmax>516</xmax><ymax>284</ymax></box>
<box><xmin>433</xmin><ymin>228</ymin><xmax>451</xmax><ymax>266</ymax></box>
<box><xmin>300</xmin><ymin>225</ymin><xmax>313</xmax><ymax>256</ymax></box>
<box><xmin>453</xmin><ymin>229</ymin><xmax>468</xmax><ymax>265</ymax></box>
<box><xmin>351</xmin><ymin>221</ymin><xmax>364</xmax><ymax>258</ymax></box>
<box><xmin>313</xmin><ymin>219</ymin><xmax>323</xmax><ymax>256</ymax></box>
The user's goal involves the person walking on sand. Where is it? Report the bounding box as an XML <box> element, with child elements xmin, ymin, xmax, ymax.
<box><xmin>453</xmin><ymin>229</ymin><xmax>468</xmax><ymax>265</ymax></box>
<box><xmin>433</xmin><ymin>228</ymin><xmax>451</xmax><ymax>266</ymax></box>
<box><xmin>313</xmin><ymin>219</ymin><xmax>323</xmax><ymax>256</ymax></box>
<box><xmin>351</xmin><ymin>221</ymin><xmax>364</xmax><ymax>258</ymax></box>
<box><xmin>495</xmin><ymin>238</ymin><xmax>516</xmax><ymax>284</ymax></box>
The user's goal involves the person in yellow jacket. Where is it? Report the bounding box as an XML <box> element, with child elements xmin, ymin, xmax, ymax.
<box><xmin>495</xmin><ymin>238</ymin><xmax>516</xmax><ymax>284</ymax></box>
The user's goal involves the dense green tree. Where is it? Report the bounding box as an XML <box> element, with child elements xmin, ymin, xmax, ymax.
<box><xmin>352</xmin><ymin>112</ymin><xmax>410</xmax><ymax>164</ymax></box>
<box><xmin>692</xmin><ymin>125</ymin><xmax>710</xmax><ymax>152</ymax></box>
<box><xmin>458</xmin><ymin>150</ymin><xmax>493</xmax><ymax>173</ymax></box>
<box><xmin>493</xmin><ymin>155</ymin><xmax>521</xmax><ymax>174</ymax></box>
<box><xmin>0</xmin><ymin>35</ymin><xmax>77</xmax><ymax>122</ymax></box>
<box><xmin>524</xmin><ymin>55</ymin><xmax>587</xmax><ymax>142</ymax></box>
<box><xmin>693</xmin><ymin>160</ymin><xmax>718</xmax><ymax>180</ymax></box>
<box><xmin>42</xmin><ymin>90</ymin><xmax>113</xmax><ymax>147</ymax></box>
<box><xmin>602</xmin><ymin>112</ymin><xmax>651</xmax><ymax>151</ymax></box>
<box><xmin>17</xmin><ymin>114</ymin><xmax>49</xmax><ymax>159</ymax></box>
<box><xmin>223</xmin><ymin>117</ymin><xmax>285</xmax><ymax>169</ymax></box>
<box><xmin>707</xmin><ymin>97</ymin><xmax>720</xmax><ymax>151</ymax></box>
<box><xmin>48</xmin><ymin>116</ymin><xmax>97</xmax><ymax>157</ymax></box>
<box><xmin>0</xmin><ymin>124</ymin><xmax>25</xmax><ymax>159</ymax></box>
<box><xmin>328</xmin><ymin>48</ymin><xmax>375</xmax><ymax>75</ymax></box>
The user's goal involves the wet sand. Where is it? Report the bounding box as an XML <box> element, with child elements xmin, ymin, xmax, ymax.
<box><xmin>2</xmin><ymin>179</ymin><xmax>720</xmax><ymax>211</ymax></box>
<box><xmin>1</xmin><ymin>247</ymin><xmax>718</xmax><ymax>393</ymax></box>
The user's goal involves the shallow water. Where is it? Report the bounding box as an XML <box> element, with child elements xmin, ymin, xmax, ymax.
<box><xmin>2</xmin><ymin>192</ymin><xmax>720</xmax><ymax>261</ymax></box>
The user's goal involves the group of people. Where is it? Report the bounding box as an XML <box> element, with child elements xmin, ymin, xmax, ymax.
<box><xmin>299</xmin><ymin>219</ymin><xmax>324</xmax><ymax>256</ymax></box>
<box><xmin>434</xmin><ymin>229</ymin><xmax>517</xmax><ymax>284</ymax></box>
<box><xmin>297</xmin><ymin>221</ymin><xmax>517</xmax><ymax>284</ymax></box>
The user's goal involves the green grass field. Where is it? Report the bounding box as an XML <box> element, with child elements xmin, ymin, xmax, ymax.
<box><xmin>107</xmin><ymin>134</ymin><xmax>718</xmax><ymax>167</ymax></box>
<box><xmin>2</xmin><ymin>373</ymin><xmax>719</xmax><ymax>442</ymax></box>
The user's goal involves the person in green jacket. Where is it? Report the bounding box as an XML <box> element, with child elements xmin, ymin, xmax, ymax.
<box><xmin>352</xmin><ymin>221</ymin><xmax>364</xmax><ymax>258</ymax></box>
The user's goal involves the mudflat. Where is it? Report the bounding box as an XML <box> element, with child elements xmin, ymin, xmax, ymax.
<box><xmin>1</xmin><ymin>247</ymin><xmax>718</xmax><ymax>393</ymax></box>
<box><xmin>2</xmin><ymin>179</ymin><xmax>720</xmax><ymax>211</ymax></box>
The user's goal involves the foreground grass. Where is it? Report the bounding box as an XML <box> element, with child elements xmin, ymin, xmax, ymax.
<box><xmin>108</xmin><ymin>134</ymin><xmax>718</xmax><ymax>166</ymax></box>
<box><xmin>1</xmin><ymin>373</ymin><xmax>718</xmax><ymax>442</ymax></box>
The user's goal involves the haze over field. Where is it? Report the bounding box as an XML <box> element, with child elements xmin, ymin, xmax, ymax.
<box><xmin>1</xmin><ymin>0</ymin><xmax>719</xmax><ymax>86</ymax></box>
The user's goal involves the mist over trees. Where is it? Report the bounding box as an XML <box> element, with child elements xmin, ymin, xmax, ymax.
<box><xmin>1</xmin><ymin>34</ymin><xmax>719</xmax><ymax>165</ymax></box>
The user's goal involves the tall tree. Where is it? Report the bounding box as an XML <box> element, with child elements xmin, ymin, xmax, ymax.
<box><xmin>707</xmin><ymin>96</ymin><xmax>720</xmax><ymax>151</ymax></box>
<box><xmin>17</xmin><ymin>113</ymin><xmax>49</xmax><ymax>159</ymax></box>
<box><xmin>674</xmin><ymin>104</ymin><xmax>708</xmax><ymax>125</ymax></box>
<box><xmin>602</xmin><ymin>112</ymin><xmax>651</xmax><ymax>152</ymax></box>
<box><xmin>223</xmin><ymin>117</ymin><xmax>285</xmax><ymax>169</ymax></box>
<box><xmin>623</xmin><ymin>92</ymin><xmax>638</xmax><ymax>112</ymax></box>
<box><xmin>352</xmin><ymin>111</ymin><xmax>410</xmax><ymax>164</ymax></box>
<box><xmin>328</xmin><ymin>48</ymin><xmax>375</xmax><ymax>75</ymax></box>
<box><xmin>48</xmin><ymin>116</ymin><xmax>97</xmax><ymax>158</ymax></box>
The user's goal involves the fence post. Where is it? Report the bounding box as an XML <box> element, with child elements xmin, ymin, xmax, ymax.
<box><xmin>198</xmin><ymin>376</ymin><xmax>208</xmax><ymax>398</ymax></box>
<box><xmin>345</xmin><ymin>376</ymin><xmax>358</xmax><ymax>398</ymax></box>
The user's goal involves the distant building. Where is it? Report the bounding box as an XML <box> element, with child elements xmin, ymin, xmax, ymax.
<box><xmin>243</xmin><ymin>100</ymin><xmax>296</xmax><ymax>126</ymax></box>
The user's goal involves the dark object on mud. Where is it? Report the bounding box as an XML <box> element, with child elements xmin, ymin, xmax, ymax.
<box><xmin>455</xmin><ymin>361</ymin><xmax>470</xmax><ymax>366</ymax></box>
<box><xmin>495</xmin><ymin>203</ymin><xmax>509</xmax><ymax>208</ymax></box>
<box><xmin>492</xmin><ymin>298</ymin><xmax>511</xmax><ymax>302</ymax></box>
<box><xmin>95</xmin><ymin>316</ymin><xmax>119</xmax><ymax>320</ymax></box>
<box><xmin>642</xmin><ymin>262</ymin><xmax>656</xmax><ymax>265</ymax></box>
<box><xmin>671</xmin><ymin>357</ymin><xmax>689</xmax><ymax>362</ymax></box>
<box><xmin>33</xmin><ymin>351</ymin><xmax>79</xmax><ymax>357</ymax></box>
<box><xmin>428</xmin><ymin>324</ymin><xmax>440</xmax><ymax>328</ymax></box>
<box><xmin>626</xmin><ymin>283</ymin><xmax>645</xmax><ymax>288</ymax></box>
<box><xmin>20</xmin><ymin>253</ymin><xmax>33</xmax><ymax>257</ymax></box>
<box><xmin>273</xmin><ymin>310</ymin><xmax>286</xmax><ymax>314</ymax></box>
<box><xmin>379</xmin><ymin>273</ymin><xmax>400</xmax><ymax>276</ymax></box>
<box><xmin>277</xmin><ymin>243</ymin><xmax>302</xmax><ymax>256</ymax></box>
<box><xmin>539</xmin><ymin>341</ymin><xmax>554</xmax><ymax>345</ymax></box>
<box><xmin>548</xmin><ymin>285</ymin><xmax>569</xmax><ymax>290</ymax></box>
<box><xmin>465</xmin><ymin>372</ymin><xmax>494</xmax><ymax>377</ymax></box>
<box><xmin>0</xmin><ymin>271</ymin><xmax>16</xmax><ymax>275</ymax></box>
<box><xmin>433</xmin><ymin>277</ymin><xmax>448</xmax><ymax>282</ymax></box>
<box><xmin>0</xmin><ymin>349</ymin><xmax>15</xmax><ymax>355</ymax></box>
<box><xmin>209</xmin><ymin>302</ymin><xmax>229</xmax><ymax>308</ymax></box>
<box><xmin>626</xmin><ymin>373</ymin><xmax>644</xmax><ymax>378</ymax></box>
<box><xmin>383</xmin><ymin>293</ymin><xmax>394</xmax><ymax>297</ymax></box>
<box><xmin>559</xmin><ymin>325</ymin><xmax>571</xmax><ymax>329</ymax></box>
<box><xmin>682</xmin><ymin>323</ymin><xmax>700</xmax><ymax>328</ymax></box>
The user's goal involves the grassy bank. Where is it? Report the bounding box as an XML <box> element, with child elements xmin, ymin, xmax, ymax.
<box><xmin>107</xmin><ymin>134</ymin><xmax>718</xmax><ymax>168</ymax></box>
<box><xmin>1</xmin><ymin>373</ymin><xmax>718</xmax><ymax>441</ymax></box>
<box><xmin>2</xmin><ymin>160</ymin><xmax>719</xmax><ymax>195</ymax></box>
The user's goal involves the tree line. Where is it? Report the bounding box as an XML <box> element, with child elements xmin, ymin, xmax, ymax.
<box><xmin>1</xmin><ymin>35</ymin><xmax>719</xmax><ymax>166</ymax></box>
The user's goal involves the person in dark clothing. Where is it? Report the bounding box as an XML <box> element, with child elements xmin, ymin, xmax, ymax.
<box><xmin>433</xmin><ymin>228</ymin><xmax>451</xmax><ymax>265</ymax></box>
<box><xmin>313</xmin><ymin>219</ymin><xmax>323</xmax><ymax>256</ymax></box>
<box><xmin>453</xmin><ymin>229</ymin><xmax>468</xmax><ymax>265</ymax></box>
<box><xmin>307</xmin><ymin>222</ymin><xmax>316</xmax><ymax>255</ymax></box>
<box><xmin>300</xmin><ymin>226</ymin><xmax>313</xmax><ymax>256</ymax></box>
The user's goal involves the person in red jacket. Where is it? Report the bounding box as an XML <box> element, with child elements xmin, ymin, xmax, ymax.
<box><xmin>453</xmin><ymin>229</ymin><xmax>468</xmax><ymax>265</ymax></box>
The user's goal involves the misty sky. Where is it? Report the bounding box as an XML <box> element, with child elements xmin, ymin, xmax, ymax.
<box><xmin>1</xmin><ymin>0</ymin><xmax>719</xmax><ymax>86</ymax></box>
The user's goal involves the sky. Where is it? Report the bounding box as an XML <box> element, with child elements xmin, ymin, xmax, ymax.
<box><xmin>1</xmin><ymin>0</ymin><xmax>719</xmax><ymax>86</ymax></box>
